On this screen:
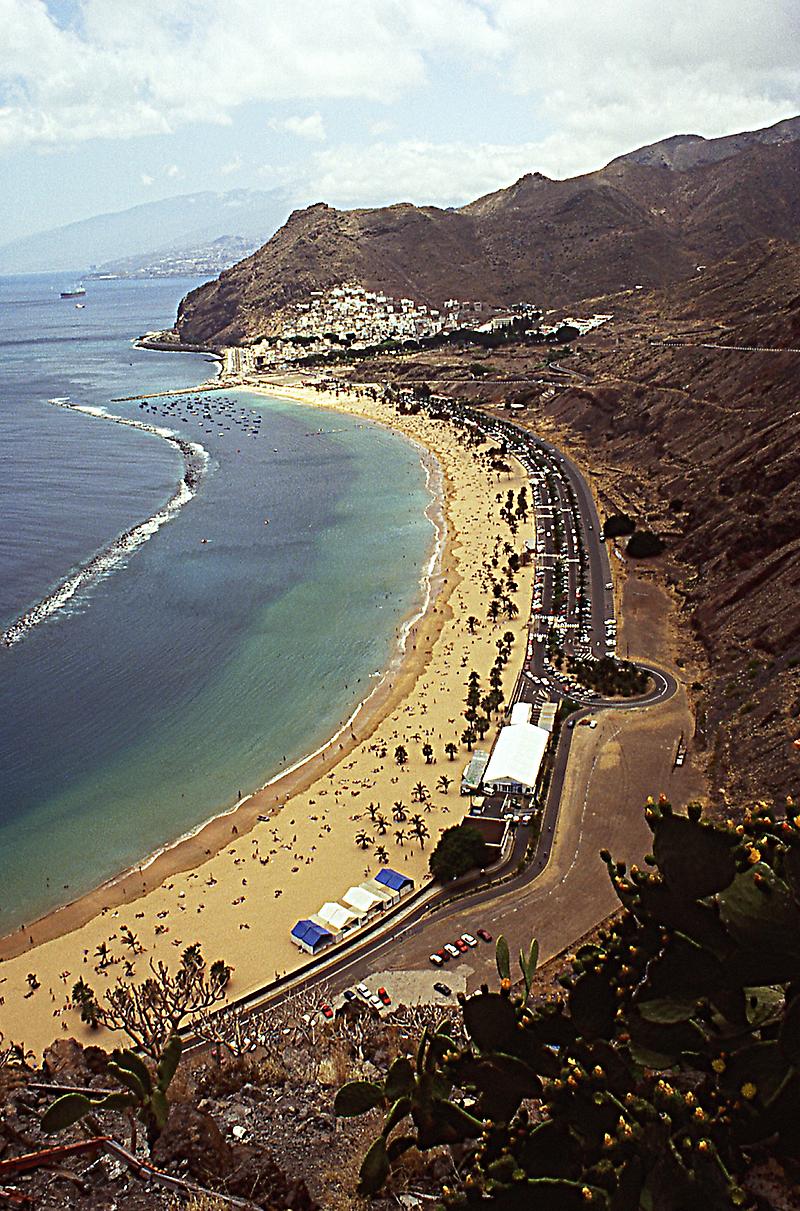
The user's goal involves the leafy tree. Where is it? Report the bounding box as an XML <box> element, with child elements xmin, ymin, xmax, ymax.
<box><xmin>429</xmin><ymin>823</ymin><xmax>489</xmax><ymax>882</ymax></box>
<box><xmin>461</xmin><ymin>726</ymin><xmax>477</xmax><ymax>751</ymax></box>
<box><xmin>422</xmin><ymin>742</ymin><xmax>434</xmax><ymax>764</ymax></box>
<box><xmin>603</xmin><ymin>511</ymin><xmax>636</xmax><ymax>539</ymax></box>
<box><xmin>394</xmin><ymin>745</ymin><xmax>408</xmax><ymax>766</ymax></box>
<box><xmin>627</xmin><ymin>528</ymin><xmax>666</xmax><ymax>558</ymax></box>
<box><xmin>445</xmin><ymin>741</ymin><xmax>459</xmax><ymax>761</ymax></box>
<box><xmin>71</xmin><ymin>948</ymin><xmax>230</xmax><ymax>1061</ymax></box>
<box><xmin>466</xmin><ymin>615</ymin><xmax>480</xmax><ymax>634</ymax></box>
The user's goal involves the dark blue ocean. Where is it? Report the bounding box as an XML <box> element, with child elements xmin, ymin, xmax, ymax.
<box><xmin>0</xmin><ymin>274</ymin><xmax>434</xmax><ymax>932</ymax></box>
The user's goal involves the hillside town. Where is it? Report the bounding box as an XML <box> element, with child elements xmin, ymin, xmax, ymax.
<box><xmin>246</xmin><ymin>281</ymin><xmax>610</xmax><ymax>370</ymax></box>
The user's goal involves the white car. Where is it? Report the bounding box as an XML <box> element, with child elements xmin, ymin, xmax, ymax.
<box><xmin>356</xmin><ymin>982</ymin><xmax>370</xmax><ymax>998</ymax></box>
<box><xmin>430</xmin><ymin>952</ymin><xmax>444</xmax><ymax>966</ymax></box>
<box><xmin>444</xmin><ymin>943</ymin><xmax>460</xmax><ymax>959</ymax></box>
<box><xmin>370</xmin><ymin>993</ymin><xmax>382</xmax><ymax>1009</ymax></box>
<box><xmin>461</xmin><ymin>933</ymin><xmax>478</xmax><ymax>948</ymax></box>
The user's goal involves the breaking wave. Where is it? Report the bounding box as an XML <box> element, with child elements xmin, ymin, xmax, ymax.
<box><xmin>2</xmin><ymin>399</ymin><xmax>208</xmax><ymax>649</ymax></box>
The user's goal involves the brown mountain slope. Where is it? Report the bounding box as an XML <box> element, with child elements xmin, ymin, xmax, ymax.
<box><xmin>607</xmin><ymin>113</ymin><xmax>800</xmax><ymax>171</ymax></box>
<box><xmin>334</xmin><ymin>238</ymin><xmax>800</xmax><ymax>807</ymax></box>
<box><xmin>176</xmin><ymin>119</ymin><xmax>800</xmax><ymax>346</ymax></box>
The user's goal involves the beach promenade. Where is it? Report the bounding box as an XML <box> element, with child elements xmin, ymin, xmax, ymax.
<box><xmin>0</xmin><ymin>383</ymin><xmax>535</xmax><ymax>1055</ymax></box>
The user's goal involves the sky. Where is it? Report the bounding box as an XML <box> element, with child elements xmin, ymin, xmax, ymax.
<box><xmin>1</xmin><ymin>0</ymin><xmax>799</xmax><ymax>242</ymax></box>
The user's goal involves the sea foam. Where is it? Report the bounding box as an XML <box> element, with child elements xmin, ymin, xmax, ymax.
<box><xmin>1</xmin><ymin>399</ymin><xmax>208</xmax><ymax>648</ymax></box>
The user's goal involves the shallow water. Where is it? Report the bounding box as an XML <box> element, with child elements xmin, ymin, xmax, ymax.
<box><xmin>0</xmin><ymin>275</ymin><xmax>434</xmax><ymax>932</ymax></box>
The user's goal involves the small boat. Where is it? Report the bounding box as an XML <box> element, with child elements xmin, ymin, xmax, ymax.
<box><xmin>200</xmin><ymin>538</ymin><xmax>209</xmax><ymax>544</ymax></box>
<box><xmin>75</xmin><ymin>302</ymin><xmax>85</xmax><ymax>309</ymax></box>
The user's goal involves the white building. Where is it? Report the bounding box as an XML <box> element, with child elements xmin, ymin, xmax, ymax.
<box><xmin>482</xmin><ymin>720</ymin><xmax>550</xmax><ymax>796</ymax></box>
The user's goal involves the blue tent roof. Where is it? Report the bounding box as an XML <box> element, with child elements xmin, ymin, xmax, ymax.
<box><xmin>375</xmin><ymin>867</ymin><xmax>414</xmax><ymax>892</ymax></box>
<box><xmin>291</xmin><ymin>919</ymin><xmax>332</xmax><ymax>946</ymax></box>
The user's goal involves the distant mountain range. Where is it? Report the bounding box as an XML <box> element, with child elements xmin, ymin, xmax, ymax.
<box><xmin>0</xmin><ymin>188</ymin><xmax>293</xmax><ymax>275</ymax></box>
<box><xmin>174</xmin><ymin>115</ymin><xmax>800</xmax><ymax>346</ymax></box>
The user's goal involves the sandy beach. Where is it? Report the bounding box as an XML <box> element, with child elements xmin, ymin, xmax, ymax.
<box><xmin>0</xmin><ymin>380</ymin><xmax>534</xmax><ymax>1055</ymax></box>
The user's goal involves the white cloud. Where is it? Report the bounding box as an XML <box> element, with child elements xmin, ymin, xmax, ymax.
<box><xmin>270</xmin><ymin>113</ymin><xmax>326</xmax><ymax>142</ymax></box>
<box><xmin>0</xmin><ymin>0</ymin><xmax>796</xmax><ymax>197</ymax></box>
<box><xmin>140</xmin><ymin>172</ymin><xmax>154</xmax><ymax>186</ymax></box>
<box><xmin>220</xmin><ymin>154</ymin><xmax>242</xmax><ymax>175</ymax></box>
<box><xmin>164</xmin><ymin>162</ymin><xmax>182</xmax><ymax>178</ymax></box>
<box><xmin>490</xmin><ymin>0</ymin><xmax>800</xmax><ymax>168</ymax></box>
<box><xmin>303</xmin><ymin>139</ymin><xmax>547</xmax><ymax>209</ymax></box>
<box><xmin>0</xmin><ymin>0</ymin><xmax>499</xmax><ymax>150</ymax></box>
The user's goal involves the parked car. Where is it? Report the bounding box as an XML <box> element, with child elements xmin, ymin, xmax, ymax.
<box><xmin>429</xmin><ymin>952</ymin><xmax>444</xmax><ymax>966</ymax></box>
<box><xmin>355</xmin><ymin>982</ymin><xmax>369</xmax><ymax>998</ymax></box>
<box><xmin>454</xmin><ymin>938</ymin><xmax>469</xmax><ymax>953</ymax></box>
<box><xmin>377</xmin><ymin>987</ymin><xmax>391</xmax><ymax>1006</ymax></box>
<box><xmin>433</xmin><ymin>982</ymin><xmax>452</xmax><ymax>996</ymax></box>
<box><xmin>370</xmin><ymin>993</ymin><xmax>382</xmax><ymax>1009</ymax></box>
<box><xmin>461</xmin><ymin>933</ymin><xmax>478</xmax><ymax>948</ymax></box>
<box><xmin>444</xmin><ymin>943</ymin><xmax>460</xmax><ymax>959</ymax></box>
<box><xmin>437</xmin><ymin>948</ymin><xmax>450</xmax><ymax>963</ymax></box>
<box><xmin>476</xmin><ymin>928</ymin><xmax>493</xmax><ymax>943</ymax></box>
<box><xmin>343</xmin><ymin>989</ymin><xmax>356</xmax><ymax>1001</ymax></box>
<box><xmin>320</xmin><ymin>1002</ymin><xmax>334</xmax><ymax>1020</ymax></box>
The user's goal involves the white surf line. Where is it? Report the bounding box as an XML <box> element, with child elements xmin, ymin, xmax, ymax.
<box><xmin>1</xmin><ymin>399</ymin><xmax>208</xmax><ymax>649</ymax></box>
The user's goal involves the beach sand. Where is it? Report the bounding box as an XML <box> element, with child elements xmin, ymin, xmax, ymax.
<box><xmin>0</xmin><ymin>382</ymin><xmax>534</xmax><ymax>1055</ymax></box>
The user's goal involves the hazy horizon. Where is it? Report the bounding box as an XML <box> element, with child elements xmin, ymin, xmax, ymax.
<box><xmin>2</xmin><ymin>1</ymin><xmax>799</xmax><ymax>246</ymax></box>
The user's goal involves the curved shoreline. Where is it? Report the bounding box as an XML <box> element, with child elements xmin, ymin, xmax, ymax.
<box><xmin>0</xmin><ymin>398</ymin><xmax>449</xmax><ymax>958</ymax></box>
<box><xmin>1</xmin><ymin>400</ymin><xmax>208</xmax><ymax>649</ymax></box>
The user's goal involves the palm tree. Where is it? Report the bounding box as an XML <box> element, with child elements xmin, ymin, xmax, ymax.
<box><xmin>392</xmin><ymin>800</ymin><xmax>408</xmax><ymax>823</ymax></box>
<box><xmin>120</xmin><ymin>926</ymin><xmax>140</xmax><ymax>955</ymax></box>
<box><xmin>437</xmin><ymin>774</ymin><xmax>453</xmax><ymax>794</ymax></box>
<box><xmin>475</xmin><ymin>715</ymin><xmax>491</xmax><ymax>741</ymax></box>
<box><xmin>502</xmin><ymin>631</ymin><xmax>515</xmax><ymax>650</ymax></box>
<box><xmin>445</xmin><ymin>742</ymin><xmax>458</xmax><ymax>761</ymax></box>
<box><xmin>374</xmin><ymin>845</ymin><xmax>389</xmax><ymax>864</ymax></box>
<box><xmin>422</xmin><ymin>742</ymin><xmax>434</xmax><ymax>764</ymax></box>
<box><xmin>366</xmin><ymin>801</ymin><xmax>379</xmax><ymax>823</ymax></box>
<box><xmin>94</xmin><ymin>942</ymin><xmax>110</xmax><ymax>968</ymax></box>
<box><xmin>504</xmin><ymin>599</ymin><xmax>520</xmax><ymax>621</ymax></box>
<box><xmin>466</xmin><ymin>615</ymin><xmax>479</xmax><ymax>634</ymax></box>
<box><xmin>375</xmin><ymin>813</ymin><xmax>389</xmax><ymax>836</ymax></box>
<box><xmin>410</xmin><ymin>818</ymin><xmax>430</xmax><ymax>849</ymax></box>
<box><xmin>355</xmin><ymin>830</ymin><xmax>373</xmax><ymax>850</ymax></box>
<box><xmin>412</xmin><ymin>781</ymin><xmax>429</xmax><ymax>803</ymax></box>
<box><xmin>394</xmin><ymin>745</ymin><xmax>408</xmax><ymax>766</ymax></box>
<box><xmin>461</xmin><ymin>727</ymin><xmax>477</xmax><ymax>751</ymax></box>
<box><xmin>394</xmin><ymin>829</ymin><xmax>406</xmax><ymax>847</ymax></box>
<box><xmin>488</xmin><ymin>600</ymin><xmax>501</xmax><ymax>624</ymax></box>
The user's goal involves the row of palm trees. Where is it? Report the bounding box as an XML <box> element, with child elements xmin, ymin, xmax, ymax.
<box><xmin>354</xmin><ymin>813</ymin><xmax>431</xmax><ymax>852</ymax></box>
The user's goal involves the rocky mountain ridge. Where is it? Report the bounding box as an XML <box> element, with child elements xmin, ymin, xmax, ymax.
<box><xmin>174</xmin><ymin>116</ymin><xmax>800</xmax><ymax>346</ymax></box>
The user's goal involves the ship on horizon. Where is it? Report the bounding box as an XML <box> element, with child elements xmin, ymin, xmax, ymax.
<box><xmin>60</xmin><ymin>285</ymin><xmax>86</xmax><ymax>299</ymax></box>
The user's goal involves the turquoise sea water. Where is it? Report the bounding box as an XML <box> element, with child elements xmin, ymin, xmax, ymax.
<box><xmin>0</xmin><ymin>275</ymin><xmax>434</xmax><ymax>933</ymax></box>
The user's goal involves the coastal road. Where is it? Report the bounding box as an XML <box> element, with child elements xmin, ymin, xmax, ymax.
<box><xmin>187</xmin><ymin>399</ymin><xmax>679</xmax><ymax>1034</ymax></box>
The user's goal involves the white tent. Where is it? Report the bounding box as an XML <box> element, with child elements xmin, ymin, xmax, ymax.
<box><xmin>316</xmin><ymin>901</ymin><xmax>358</xmax><ymax>931</ymax></box>
<box><xmin>342</xmin><ymin>885</ymin><xmax>383</xmax><ymax>916</ymax></box>
<box><xmin>362</xmin><ymin>877</ymin><xmax>399</xmax><ymax>906</ymax></box>
<box><xmin>510</xmin><ymin>701</ymin><xmax>532</xmax><ymax>726</ymax></box>
<box><xmin>482</xmin><ymin>722</ymin><xmax>549</xmax><ymax>794</ymax></box>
